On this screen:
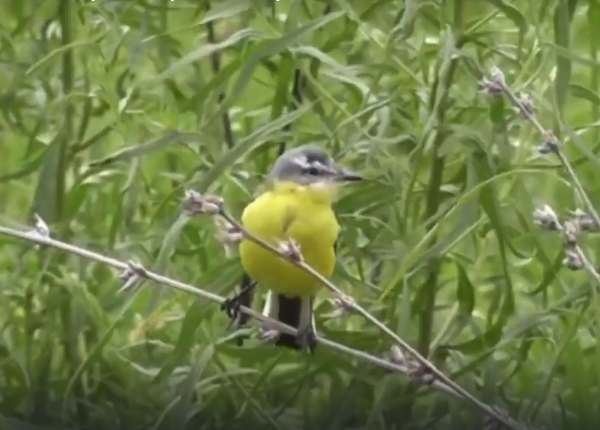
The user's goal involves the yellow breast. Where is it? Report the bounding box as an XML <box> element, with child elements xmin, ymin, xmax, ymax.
<box><xmin>239</xmin><ymin>182</ymin><xmax>339</xmax><ymax>297</ymax></box>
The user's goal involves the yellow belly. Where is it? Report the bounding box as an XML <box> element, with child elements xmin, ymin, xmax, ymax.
<box><xmin>239</xmin><ymin>184</ymin><xmax>339</xmax><ymax>297</ymax></box>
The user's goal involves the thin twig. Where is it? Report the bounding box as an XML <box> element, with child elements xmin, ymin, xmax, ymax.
<box><xmin>215</xmin><ymin>208</ymin><xmax>527</xmax><ymax>430</ymax></box>
<box><xmin>574</xmin><ymin>246</ymin><xmax>600</xmax><ymax>283</ymax></box>
<box><xmin>1</xmin><ymin>194</ymin><xmax>532</xmax><ymax>430</ymax></box>
<box><xmin>488</xmin><ymin>67</ymin><xmax>600</xmax><ymax>229</ymax></box>
<box><xmin>484</xmin><ymin>67</ymin><xmax>600</xmax><ymax>288</ymax></box>
<box><xmin>532</xmin><ymin>205</ymin><xmax>600</xmax><ymax>285</ymax></box>
<box><xmin>0</xmin><ymin>224</ymin><xmax>459</xmax><ymax>398</ymax></box>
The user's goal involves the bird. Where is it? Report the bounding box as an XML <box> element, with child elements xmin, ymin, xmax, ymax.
<box><xmin>222</xmin><ymin>144</ymin><xmax>362</xmax><ymax>353</ymax></box>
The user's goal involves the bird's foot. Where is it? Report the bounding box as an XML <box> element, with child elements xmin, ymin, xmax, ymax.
<box><xmin>221</xmin><ymin>294</ymin><xmax>243</xmax><ymax>329</ymax></box>
<box><xmin>258</xmin><ymin>326</ymin><xmax>316</xmax><ymax>354</ymax></box>
<box><xmin>258</xmin><ymin>327</ymin><xmax>280</xmax><ymax>344</ymax></box>
<box><xmin>409</xmin><ymin>364</ymin><xmax>435</xmax><ymax>385</ymax></box>
<box><xmin>296</xmin><ymin>325</ymin><xmax>317</xmax><ymax>354</ymax></box>
<box><xmin>221</xmin><ymin>280</ymin><xmax>256</xmax><ymax>327</ymax></box>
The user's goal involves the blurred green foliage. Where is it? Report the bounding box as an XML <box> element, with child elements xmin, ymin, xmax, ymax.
<box><xmin>1</xmin><ymin>0</ymin><xmax>600</xmax><ymax>429</ymax></box>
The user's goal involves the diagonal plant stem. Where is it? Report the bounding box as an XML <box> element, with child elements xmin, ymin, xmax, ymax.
<box><xmin>533</xmin><ymin>206</ymin><xmax>600</xmax><ymax>286</ymax></box>
<box><xmin>1</xmin><ymin>194</ymin><xmax>533</xmax><ymax>430</ymax></box>
<box><xmin>209</xmin><ymin>205</ymin><xmax>529</xmax><ymax>430</ymax></box>
<box><xmin>573</xmin><ymin>246</ymin><xmax>600</xmax><ymax>283</ymax></box>
<box><xmin>487</xmin><ymin>67</ymin><xmax>600</xmax><ymax>290</ymax></box>
<box><xmin>0</xmin><ymin>212</ymin><xmax>530</xmax><ymax>430</ymax></box>
<box><xmin>490</xmin><ymin>67</ymin><xmax>600</xmax><ymax>229</ymax></box>
<box><xmin>0</xmin><ymin>224</ymin><xmax>457</xmax><ymax>398</ymax></box>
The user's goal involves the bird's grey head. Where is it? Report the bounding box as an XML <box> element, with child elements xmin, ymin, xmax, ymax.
<box><xmin>269</xmin><ymin>145</ymin><xmax>362</xmax><ymax>185</ymax></box>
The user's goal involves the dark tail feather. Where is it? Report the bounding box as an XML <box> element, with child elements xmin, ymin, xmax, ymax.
<box><xmin>274</xmin><ymin>295</ymin><xmax>303</xmax><ymax>350</ymax></box>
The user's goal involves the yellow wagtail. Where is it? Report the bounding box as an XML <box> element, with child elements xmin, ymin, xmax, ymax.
<box><xmin>222</xmin><ymin>145</ymin><xmax>362</xmax><ymax>353</ymax></box>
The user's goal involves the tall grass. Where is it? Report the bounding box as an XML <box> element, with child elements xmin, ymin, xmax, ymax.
<box><xmin>0</xmin><ymin>0</ymin><xmax>599</xmax><ymax>429</ymax></box>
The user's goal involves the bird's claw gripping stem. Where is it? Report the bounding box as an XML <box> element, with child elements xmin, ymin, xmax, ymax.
<box><xmin>221</xmin><ymin>295</ymin><xmax>243</xmax><ymax>329</ymax></box>
<box><xmin>297</xmin><ymin>325</ymin><xmax>317</xmax><ymax>354</ymax></box>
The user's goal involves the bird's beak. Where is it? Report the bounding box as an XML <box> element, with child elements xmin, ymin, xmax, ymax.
<box><xmin>335</xmin><ymin>166</ymin><xmax>363</xmax><ymax>182</ymax></box>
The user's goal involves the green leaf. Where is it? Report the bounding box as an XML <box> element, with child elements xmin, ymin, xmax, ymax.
<box><xmin>527</xmin><ymin>251</ymin><xmax>565</xmax><ymax>296</ymax></box>
<box><xmin>156</xmin><ymin>344</ymin><xmax>215</xmax><ymax>430</ymax></box>
<box><xmin>31</xmin><ymin>134</ymin><xmax>67</xmax><ymax>224</ymax></box>
<box><xmin>153</xmin><ymin>300</ymin><xmax>211</xmax><ymax>384</ymax></box>
<box><xmin>200</xmin><ymin>0</ymin><xmax>252</xmax><ymax>24</ymax></box>
<box><xmin>87</xmin><ymin>132</ymin><xmax>200</xmax><ymax>168</ymax></box>
<box><xmin>553</xmin><ymin>0</ymin><xmax>575</xmax><ymax>121</ymax></box>
<box><xmin>143</xmin><ymin>213</ymin><xmax>193</xmax><ymax>314</ymax></box>
<box><xmin>155</xmin><ymin>28</ymin><xmax>260</xmax><ymax>81</ymax></box>
<box><xmin>217</xmin><ymin>11</ymin><xmax>345</xmax><ymax>115</ymax></box>
<box><xmin>569</xmin><ymin>83</ymin><xmax>600</xmax><ymax>105</ymax></box>
<box><xmin>193</xmin><ymin>104</ymin><xmax>311</xmax><ymax>192</ymax></box>
<box><xmin>455</xmin><ymin>261</ymin><xmax>475</xmax><ymax>315</ymax></box>
<box><xmin>482</xmin><ymin>0</ymin><xmax>527</xmax><ymax>43</ymax></box>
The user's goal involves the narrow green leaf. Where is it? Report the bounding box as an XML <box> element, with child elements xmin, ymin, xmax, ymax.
<box><xmin>219</xmin><ymin>11</ymin><xmax>345</xmax><ymax>113</ymax></box>
<box><xmin>194</xmin><ymin>104</ymin><xmax>311</xmax><ymax>192</ymax></box>
<box><xmin>31</xmin><ymin>135</ymin><xmax>67</xmax><ymax>224</ymax></box>
<box><xmin>527</xmin><ymin>251</ymin><xmax>565</xmax><ymax>295</ymax></box>
<box><xmin>155</xmin><ymin>28</ymin><xmax>260</xmax><ymax>80</ymax></box>
<box><xmin>455</xmin><ymin>262</ymin><xmax>475</xmax><ymax>315</ymax></box>
<box><xmin>570</xmin><ymin>83</ymin><xmax>600</xmax><ymax>105</ymax></box>
<box><xmin>553</xmin><ymin>0</ymin><xmax>575</xmax><ymax>121</ymax></box>
<box><xmin>157</xmin><ymin>345</ymin><xmax>215</xmax><ymax>430</ymax></box>
<box><xmin>154</xmin><ymin>300</ymin><xmax>211</xmax><ymax>383</ymax></box>
<box><xmin>270</xmin><ymin>53</ymin><xmax>295</xmax><ymax>121</ymax></box>
<box><xmin>87</xmin><ymin>132</ymin><xmax>200</xmax><ymax>168</ymax></box>
<box><xmin>200</xmin><ymin>0</ymin><xmax>252</xmax><ymax>24</ymax></box>
<box><xmin>482</xmin><ymin>0</ymin><xmax>527</xmax><ymax>37</ymax></box>
<box><xmin>144</xmin><ymin>213</ymin><xmax>193</xmax><ymax>314</ymax></box>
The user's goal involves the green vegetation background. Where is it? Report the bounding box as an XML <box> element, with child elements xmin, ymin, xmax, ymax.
<box><xmin>0</xmin><ymin>0</ymin><xmax>599</xmax><ymax>429</ymax></box>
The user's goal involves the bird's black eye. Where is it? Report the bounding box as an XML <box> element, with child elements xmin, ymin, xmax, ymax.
<box><xmin>307</xmin><ymin>166</ymin><xmax>319</xmax><ymax>175</ymax></box>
